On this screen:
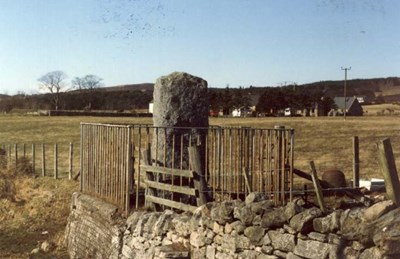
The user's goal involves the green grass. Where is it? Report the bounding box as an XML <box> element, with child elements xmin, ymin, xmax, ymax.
<box><xmin>0</xmin><ymin>114</ymin><xmax>399</xmax><ymax>181</ymax></box>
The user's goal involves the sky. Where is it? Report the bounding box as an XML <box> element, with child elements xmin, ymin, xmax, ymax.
<box><xmin>0</xmin><ymin>0</ymin><xmax>399</xmax><ymax>95</ymax></box>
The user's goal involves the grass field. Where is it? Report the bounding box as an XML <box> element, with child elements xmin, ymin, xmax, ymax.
<box><xmin>0</xmin><ymin>113</ymin><xmax>399</xmax><ymax>181</ymax></box>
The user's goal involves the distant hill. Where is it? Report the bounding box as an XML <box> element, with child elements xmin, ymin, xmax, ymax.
<box><xmin>98</xmin><ymin>77</ymin><xmax>400</xmax><ymax>105</ymax></box>
<box><xmin>301</xmin><ymin>77</ymin><xmax>400</xmax><ymax>103</ymax></box>
<box><xmin>99</xmin><ymin>83</ymin><xmax>154</xmax><ymax>92</ymax></box>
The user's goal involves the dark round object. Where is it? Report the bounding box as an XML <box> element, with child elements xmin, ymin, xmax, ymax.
<box><xmin>322</xmin><ymin>169</ymin><xmax>346</xmax><ymax>188</ymax></box>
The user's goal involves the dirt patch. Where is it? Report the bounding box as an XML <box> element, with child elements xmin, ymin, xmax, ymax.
<box><xmin>0</xmin><ymin>168</ymin><xmax>78</xmax><ymax>258</ymax></box>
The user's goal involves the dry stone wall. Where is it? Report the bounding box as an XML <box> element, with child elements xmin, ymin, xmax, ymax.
<box><xmin>66</xmin><ymin>192</ymin><xmax>400</xmax><ymax>258</ymax></box>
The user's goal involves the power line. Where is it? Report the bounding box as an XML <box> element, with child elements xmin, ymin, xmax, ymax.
<box><xmin>341</xmin><ymin>67</ymin><xmax>351</xmax><ymax>120</ymax></box>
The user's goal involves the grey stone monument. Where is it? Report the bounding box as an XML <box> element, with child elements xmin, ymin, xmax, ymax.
<box><xmin>152</xmin><ymin>72</ymin><xmax>209</xmax><ymax>170</ymax></box>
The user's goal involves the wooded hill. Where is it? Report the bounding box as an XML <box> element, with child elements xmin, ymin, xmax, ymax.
<box><xmin>0</xmin><ymin>77</ymin><xmax>399</xmax><ymax>113</ymax></box>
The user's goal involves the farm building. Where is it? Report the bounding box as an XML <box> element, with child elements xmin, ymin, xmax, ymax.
<box><xmin>332</xmin><ymin>97</ymin><xmax>363</xmax><ymax>116</ymax></box>
<box><xmin>232</xmin><ymin>106</ymin><xmax>253</xmax><ymax>117</ymax></box>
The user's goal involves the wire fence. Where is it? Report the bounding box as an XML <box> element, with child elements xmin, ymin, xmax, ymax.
<box><xmin>0</xmin><ymin>142</ymin><xmax>77</xmax><ymax>179</ymax></box>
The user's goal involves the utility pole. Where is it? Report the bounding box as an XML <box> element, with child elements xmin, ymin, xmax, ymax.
<box><xmin>341</xmin><ymin>67</ymin><xmax>351</xmax><ymax>120</ymax></box>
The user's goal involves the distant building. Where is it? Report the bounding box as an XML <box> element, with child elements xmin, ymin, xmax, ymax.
<box><xmin>332</xmin><ymin>97</ymin><xmax>363</xmax><ymax>116</ymax></box>
<box><xmin>232</xmin><ymin>107</ymin><xmax>252</xmax><ymax>117</ymax></box>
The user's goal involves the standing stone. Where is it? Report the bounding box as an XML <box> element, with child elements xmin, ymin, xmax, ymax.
<box><xmin>152</xmin><ymin>72</ymin><xmax>209</xmax><ymax>170</ymax></box>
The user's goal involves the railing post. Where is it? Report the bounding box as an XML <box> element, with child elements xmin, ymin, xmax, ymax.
<box><xmin>32</xmin><ymin>144</ymin><xmax>35</xmax><ymax>175</ymax></box>
<box><xmin>188</xmin><ymin>145</ymin><xmax>208</xmax><ymax>206</ymax></box>
<box><xmin>377</xmin><ymin>138</ymin><xmax>400</xmax><ymax>207</ymax></box>
<box><xmin>42</xmin><ymin>144</ymin><xmax>46</xmax><ymax>177</ymax></box>
<box><xmin>14</xmin><ymin>143</ymin><xmax>18</xmax><ymax>169</ymax></box>
<box><xmin>54</xmin><ymin>144</ymin><xmax>58</xmax><ymax>179</ymax></box>
<box><xmin>310</xmin><ymin>161</ymin><xmax>326</xmax><ymax>213</ymax></box>
<box><xmin>353</xmin><ymin>136</ymin><xmax>360</xmax><ymax>188</ymax></box>
<box><xmin>69</xmin><ymin>143</ymin><xmax>73</xmax><ymax>180</ymax></box>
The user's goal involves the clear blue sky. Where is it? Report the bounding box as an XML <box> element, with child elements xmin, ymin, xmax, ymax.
<box><xmin>0</xmin><ymin>0</ymin><xmax>399</xmax><ymax>94</ymax></box>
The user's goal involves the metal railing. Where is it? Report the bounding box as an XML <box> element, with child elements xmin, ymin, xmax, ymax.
<box><xmin>80</xmin><ymin>123</ymin><xmax>294</xmax><ymax>213</ymax></box>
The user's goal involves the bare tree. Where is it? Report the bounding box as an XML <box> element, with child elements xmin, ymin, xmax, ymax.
<box><xmin>72</xmin><ymin>74</ymin><xmax>103</xmax><ymax>109</ymax></box>
<box><xmin>38</xmin><ymin>70</ymin><xmax>68</xmax><ymax>110</ymax></box>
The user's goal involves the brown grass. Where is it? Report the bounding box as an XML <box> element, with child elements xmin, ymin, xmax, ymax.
<box><xmin>0</xmin><ymin>173</ymin><xmax>78</xmax><ymax>258</ymax></box>
<box><xmin>0</xmin><ymin>114</ymin><xmax>398</xmax><ymax>182</ymax></box>
<box><xmin>363</xmin><ymin>103</ymin><xmax>400</xmax><ymax>116</ymax></box>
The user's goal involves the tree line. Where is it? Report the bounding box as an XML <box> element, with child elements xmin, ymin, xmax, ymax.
<box><xmin>208</xmin><ymin>85</ymin><xmax>336</xmax><ymax>116</ymax></box>
<box><xmin>0</xmin><ymin>70</ymin><xmax>153</xmax><ymax>113</ymax></box>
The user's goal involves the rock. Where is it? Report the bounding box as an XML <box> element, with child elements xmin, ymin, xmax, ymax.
<box><xmin>257</xmin><ymin>255</ymin><xmax>278</xmax><ymax>259</ymax></box>
<box><xmin>284</xmin><ymin>202</ymin><xmax>303</xmax><ymax>220</ymax></box>
<box><xmin>172</xmin><ymin>214</ymin><xmax>194</xmax><ymax>237</ymax></box>
<box><xmin>221</xmin><ymin>234</ymin><xmax>237</xmax><ymax>253</ymax></box>
<box><xmin>245</xmin><ymin>192</ymin><xmax>266</xmax><ymax>204</ymax></box>
<box><xmin>261</xmin><ymin>245</ymin><xmax>273</xmax><ymax>254</ymax></box>
<box><xmin>376</xmin><ymin>227</ymin><xmax>400</xmax><ymax>256</ymax></box>
<box><xmin>293</xmin><ymin>239</ymin><xmax>332</xmax><ymax>259</ymax></box>
<box><xmin>307</xmin><ymin>232</ymin><xmax>327</xmax><ymax>242</ymax></box>
<box><xmin>152</xmin><ymin>209</ymin><xmax>175</xmax><ymax>237</ymax></box>
<box><xmin>191</xmin><ymin>247</ymin><xmax>206</xmax><ymax>259</ymax></box>
<box><xmin>273</xmin><ymin>250</ymin><xmax>288</xmax><ymax>258</ymax></box>
<box><xmin>211</xmin><ymin>201</ymin><xmax>237</xmax><ymax>225</ymax></box>
<box><xmin>244</xmin><ymin>226</ymin><xmax>265</xmax><ymax>245</ymax></box>
<box><xmin>225</xmin><ymin>220</ymin><xmax>245</xmax><ymax>235</ymax></box>
<box><xmin>371</xmin><ymin>207</ymin><xmax>400</xmax><ymax>248</ymax></box>
<box><xmin>342</xmin><ymin>247</ymin><xmax>360</xmax><ymax>259</ymax></box>
<box><xmin>253</xmin><ymin>215</ymin><xmax>262</xmax><ymax>226</ymax></box>
<box><xmin>193</xmin><ymin>202</ymin><xmax>215</xmax><ymax>218</ymax></box>
<box><xmin>261</xmin><ymin>207</ymin><xmax>287</xmax><ymax>228</ymax></box>
<box><xmin>283</xmin><ymin>224</ymin><xmax>297</xmax><ymax>235</ymax></box>
<box><xmin>234</xmin><ymin>205</ymin><xmax>254</xmax><ymax>226</ymax></box>
<box><xmin>249</xmin><ymin>200</ymin><xmax>274</xmax><ymax>215</ymax></box>
<box><xmin>236</xmin><ymin>235</ymin><xmax>251</xmax><ymax>251</ymax></box>
<box><xmin>262</xmin><ymin>232</ymin><xmax>272</xmax><ymax>246</ymax></box>
<box><xmin>40</xmin><ymin>241</ymin><xmax>54</xmax><ymax>253</ymax></box>
<box><xmin>351</xmin><ymin>241</ymin><xmax>366</xmax><ymax>251</ymax></box>
<box><xmin>313</xmin><ymin>210</ymin><xmax>341</xmax><ymax>234</ymax></box>
<box><xmin>154</xmin><ymin>245</ymin><xmax>190</xmax><ymax>258</ymax></box>
<box><xmin>268</xmin><ymin>230</ymin><xmax>296</xmax><ymax>252</ymax></box>
<box><xmin>359</xmin><ymin>246</ymin><xmax>383</xmax><ymax>259</ymax></box>
<box><xmin>30</xmin><ymin>247</ymin><xmax>40</xmax><ymax>255</ymax></box>
<box><xmin>363</xmin><ymin>200</ymin><xmax>395</xmax><ymax>222</ymax></box>
<box><xmin>206</xmin><ymin>245</ymin><xmax>216</xmax><ymax>259</ymax></box>
<box><xmin>289</xmin><ymin>207</ymin><xmax>322</xmax><ymax>234</ymax></box>
<box><xmin>152</xmin><ymin>72</ymin><xmax>208</xmax><ymax>169</ymax></box>
<box><xmin>327</xmin><ymin>233</ymin><xmax>344</xmax><ymax>246</ymax></box>
<box><xmin>190</xmin><ymin>231</ymin><xmax>206</xmax><ymax>248</ymax></box>
<box><xmin>286</xmin><ymin>252</ymin><xmax>304</xmax><ymax>259</ymax></box>
<box><xmin>340</xmin><ymin>208</ymin><xmax>369</xmax><ymax>242</ymax></box>
<box><xmin>213</xmin><ymin>222</ymin><xmax>224</xmax><ymax>235</ymax></box>
<box><xmin>238</xmin><ymin>250</ymin><xmax>259</xmax><ymax>259</ymax></box>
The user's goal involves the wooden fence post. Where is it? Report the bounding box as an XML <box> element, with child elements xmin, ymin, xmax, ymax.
<box><xmin>310</xmin><ymin>161</ymin><xmax>326</xmax><ymax>213</ymax></box>
<box><xmin>54</xmin><ymin>144</ymin><xmax>58</xmax><ymax>179</ymax></box>
<box><xmin>188</xmin><ymin>145</ymin><xmax>208</xmax><ymax>206</ymax></box>
<box><xmin>7</xmin><ymin>144</ymin><xmax>11</xmax><ymax>170</ymax></box>
<box><xmin>377</xmin><ymin>138</ymin><xmax>400</xmax><ymax>207</ymax></box>
<box><xmin>42</xmin><ymin>144</ymin><xmax>46</xmax><ymax>177</ymax></box>
<box><xmin>353</xmin><ymin>136</ymin><xmax>360</xmax><ymax>188</ymax></box>
<box><xmin>32</xmin><ymin>144</ymin><xmax>35</xmax><ymax>174</ymax></box>
<box><xmin>142</xmin><ymin>149</ymin><xmax>156</xmax><ymax>210</ymax></box>
<box><xmin>69</xmin><ymin>143</ymin><xmax>73</xmax><ymax>180</ymax></box>
<box><xmin>14</xmin><ymin>143</ymin><xmax>18</xmax><ymax>169</ymax></box>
